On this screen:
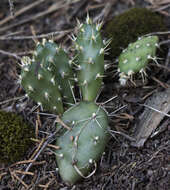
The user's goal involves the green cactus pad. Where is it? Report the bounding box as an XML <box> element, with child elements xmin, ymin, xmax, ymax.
<box><xmin>21</xmin><ymin>56</ymin><xmax>63</xmax><ymax>114</ymax></box>
<box><xmin>118</xmin><ymin>35</ymin><xmax>159</xmax><ymax>85</ymax></box>
<box><xmin>56</xmin><ymin>101</ymin><xmax>109</xmax><ymax>184</ymax></box>
<box><xmin>35</xmin><ymin>40</ymin><xmax>75</xmax><ymax>105</ymax></box>
<box><xmin>75</xmin><ymin>17</ymin><xmax>104</xmax><ymax>101</ymax></box>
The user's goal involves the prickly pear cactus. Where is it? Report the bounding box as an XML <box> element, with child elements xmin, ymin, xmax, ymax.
<box><xmin>56</xmin><ymin>101</ymin><xmax>109</xmax><ymax>184</ymax></box>
<box><xmin>74</xmin><ymin>16</ymin><xmax>105</xmax><ymax>101</ymax></box>
<box><xmin>19</xmin><ymin>15</ymin><xmax>110</xmax><ymax>184</ymax></box>
<box><xmin>118</xmin><ymin>35</ymin><xmax>159</xmax><ymax>85</ymax></box>
<box><xmin>20</xmin><ymin>56</ymin><xmax>64</xmax><ymax>114</ymax></box>
<box><xmin>35</xmin><ymin>39</ymin><xmax>75</xmax><ymax>104</ymax></box>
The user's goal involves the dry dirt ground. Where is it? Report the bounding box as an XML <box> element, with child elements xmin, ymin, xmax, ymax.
<box><xmin>0</xmin><ymin>0</ymin><xmax>170</xmax><ymax>190</ymax></box>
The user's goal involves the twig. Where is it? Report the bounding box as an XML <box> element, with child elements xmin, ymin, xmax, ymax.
<box><xmin>56</xmin><ymin>115</ymin><xmax>72</xmax><ymax>131</ymax></box>
<box><xmin>30</xmin><ymin>138</ymin><xmax>45</xmax><ymax>160</ymax></box>
<box><xmin>140</xmin><ymin>103</ymin><xmax>170</xmax><ymax>117</ymax></box>
<box><xmin>154</xmin><ymin>3</ymin><xmax>170</xmax><ymax>12</ymax></box>
<box><xmin>14</xmin><ymin>170</ymin><xmax>34</xmax><ymax>176</ymax></box>
<box><xmin>0</xmin><ymin>0</ymin><xmax>46</xmax><ymax>26</ymax></box>
<box><xmin>151</xmin><ymin>76</ymin><xmax>169</xmax><ymax>88</ymax></box>
<box><xmin>11</xmin><ymin>171</ymin><xmax>29</xmax><ymax>189</ymax></box>
<box><xmin>93</xmin><ymin>0</ymin><xmax>117</xmax><ymax>22</ymax></box>
<box><xmin>0</xmin><ymin>49</ymin><xmax>21</xmax><ymax>61</ymax></box>
<box><xmin>0</xmin><ymin>1</ymin><xmax>69</xmax><ymax>33</ymax></box>
<box><xmin>31</xmin><ymin>138</ymin><xmax>60</xmax><ymax>150</ymax></box>
<box><xmin>10</xmin><ymin>160</ymin><xmax>35</xmax><ymax>168</ymax></box>
<box><xmin>0</xmin><ymin>29</ymin><xmax>73</xmax><ymax>40</ymax></box>
<box><xmin>0</xmin><ymin>96</ymin><xmax>25</xmax><ymax>105</ymax></box>
<box><xmin>143</xmin><ymin>31</ymin><xmax>170</xmax><ymax>36</ymax></box>
<box><xmin>165</xmin><ymin>47</ymin><xmax>170</xmax><ymax>67</ymax></box>
<box><xmin>21</xmin><ymin>132</ymin><xmax>57</xmax><ymax>181</ymax></box>
<box><xmin>109</xmin><ymin>129</ymin><xmax>135</xmax><ymax>141</ymax></box>
<box><xmin>159</xmin><ymin>39</ymin><xmax>170</xmax><ymax>46</ymax></box>
<box><xmin>8</xmin><ymin>0</ymin><xmax>15</xmax><ymax>17</ymax></box>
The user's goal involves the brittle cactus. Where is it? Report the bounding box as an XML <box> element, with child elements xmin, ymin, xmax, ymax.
<box><xmin>56</xmin><ymin>102</ymin><xmax>108</xmax><ymax>184</ymax></box>
<box><xmin>118</xmin><ymin>35</ymin><xmax>159</xmax><ymax>85</ymax></box>
<box><xmin>75</xmin><ymin>15</ymin><xmax>105</xmax><ymax>101</ymax></box>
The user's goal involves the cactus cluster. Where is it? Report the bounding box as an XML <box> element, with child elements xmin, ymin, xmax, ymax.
<box><xmin>20</xmin><ymin>15</ymin><xmax>109</xmax><ymax>184</ymax></box>
<box><xmin>19</xmin><ymin>13</ymin><xmax>160</xmax><ymax>184</ymax></box>
<box><xmin>118</xmin><ymin>35</ymin><xmax>159</xmax><ymax>85</ymax></box>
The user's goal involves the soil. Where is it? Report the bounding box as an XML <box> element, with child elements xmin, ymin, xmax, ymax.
<box><xmin>0</xmin><ymin>0</ymin><xmax>169</xmax><ymax>190</ymax></box>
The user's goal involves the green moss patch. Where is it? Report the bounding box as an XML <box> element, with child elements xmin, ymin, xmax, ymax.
<box><xmin>0</xmin><ymin>111</ymin><xmax>34</xmax><ymax>164</ymax></box>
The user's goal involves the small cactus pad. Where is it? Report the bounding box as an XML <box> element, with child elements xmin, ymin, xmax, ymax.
<box><xmin>118</xmin><ymin>35</ymin><xmax>159</xmax><ymax>85</ymax></box>
<box><xmin>35</xmin><ymin>40</ymin><xmax>75</xmax><ymax>104</ymax></box>
<box><xmin>56</xmin><ymin>101</ymin><xmax>109</xmax><ymax>184</ymax></box>
<box><xmin>75</xmin><ymin>16</ymin><xmax>104</xmax><ymax>101</ymax></box>
<box><xmin>21</xmin><ymin>56</ymin><xmax>63</xmax><ymax>114</ymax></box>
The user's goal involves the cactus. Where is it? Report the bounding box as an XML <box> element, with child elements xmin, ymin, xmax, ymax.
<box><xmin>74</xmin><ymin>16</ymin><xmax>105</xmax><ymax>101</ymax></box>
<box><xmin>56</xmin><ymin>101</ymin><xmax>109</xmax><ymax>184</ymax></box>
<box><xmin>118</xmin><ymin>35</ymin><xmax>159</xmax><ymax>85</ymax></box>
<box><xmin>34</xmin><ymin>39</ymin><xmax>75</xmax><ymax>105</ymax></box>
<box><xmin>19</xmin><ymin>15</ymin><xmax>109</xmax><ymax>184</ymax></box>
<box><xmin>20</xmin><ymin>56</ymin><xmax>64</xmax><ymax>114</ymax></box>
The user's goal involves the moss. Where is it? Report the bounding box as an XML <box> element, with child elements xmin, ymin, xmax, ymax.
<box><xmin>105</xmin><ymin>8</ymin><xmax>167</xmax><ymax>59</ymax></box>
<box><xmin>0</xmin><ymin>110</ymin><xmax>34</xmax><ymax>164</ymax></box>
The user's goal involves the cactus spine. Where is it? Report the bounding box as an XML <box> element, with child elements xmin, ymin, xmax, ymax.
<box><xmin>118</xmin><ymin>35</ymin><xmax>159</xmax><ymax>85</ymax></box>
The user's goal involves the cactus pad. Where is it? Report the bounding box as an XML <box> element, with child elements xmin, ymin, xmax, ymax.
<box><xmin>118</xmin><ymin>35</ymin><xmax>159</xmax><ymax>85</ymax></box>
<box><xmin>56</xmin><ymin>101</ymin><xmax>109</xmax><ymax>184</ymax></box>
<box><xmin>75</xmin><ymin>16</ymin><xmax>104</xmax><ymax>101</ymax></box>
<box><xmin>35</xmin><ymin>40</ymin><xmax>75</xmax><ymax>104</ymax></box>
<box><xmin>21</xmin><ymin>56</ymin><xmax>64</xmax><ymax>114</ymax></box>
